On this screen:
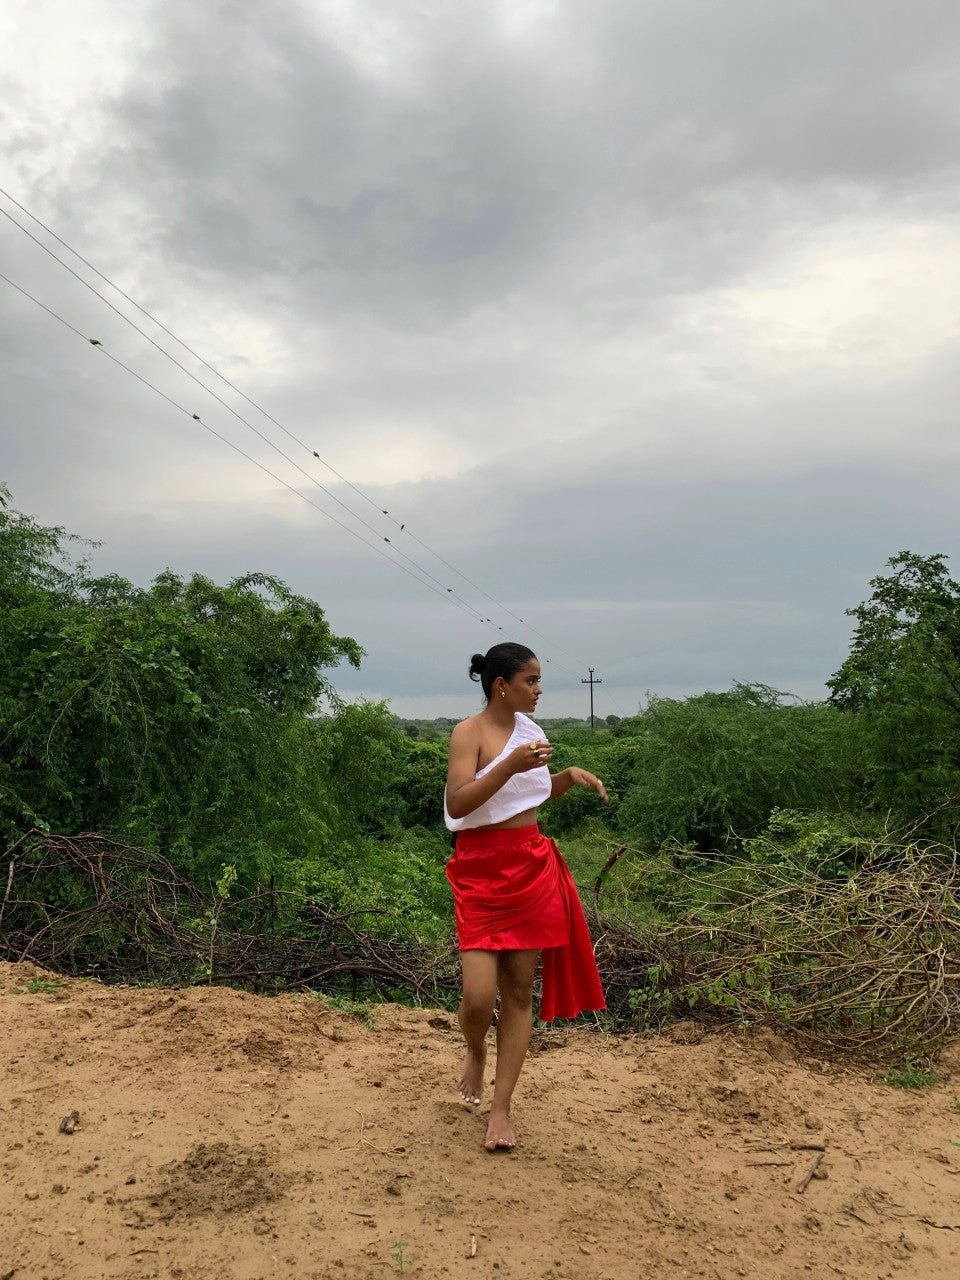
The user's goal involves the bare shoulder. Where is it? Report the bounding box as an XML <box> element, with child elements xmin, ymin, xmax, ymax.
<box><xmin>450</xmin><ymin>714</ymin><xmax>483</xmax><ymax>744</ymax></box>
<box><xmin>448</xmin><ymin>715</ymin><xmax>482</xmax><ymax>778</ymax></box>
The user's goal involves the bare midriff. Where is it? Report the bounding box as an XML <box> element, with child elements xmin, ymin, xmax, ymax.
<box><xmin>485</xmin><ymin>807</ymin><xmax>539</xmax><ymax>831</ymax></box>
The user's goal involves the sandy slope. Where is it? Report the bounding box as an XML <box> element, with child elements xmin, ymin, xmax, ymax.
<box><xmin>1</xmin><ymin>960</ymin><xmax>959</xmax><ymax>1280</ymax></box>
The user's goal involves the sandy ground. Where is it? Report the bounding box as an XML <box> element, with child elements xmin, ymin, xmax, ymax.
<box><xmin>2</xmin><ymin>961</ymin><xmax>959</xmax><ymax>1280</ymax></box>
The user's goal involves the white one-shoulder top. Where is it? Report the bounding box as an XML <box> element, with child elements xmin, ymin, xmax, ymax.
<box><xmin>444</xmin><ymin>712</ymin><xmax>552</xmax><ymax>832</ymax></box>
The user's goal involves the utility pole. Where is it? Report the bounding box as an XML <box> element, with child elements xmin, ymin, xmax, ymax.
<box><xmin>581</xmin><ymin>667</ymin><xmax>602</xmax><ymax>730</ymax></box>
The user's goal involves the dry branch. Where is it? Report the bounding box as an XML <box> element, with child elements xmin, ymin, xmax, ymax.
<box><xmin>0</xmin><ymin>830</ymin><xmax>461</xmax><ymax>1004</ymax></box>
<box><xmin>2</xmin><ymin>829</ymin><xmax>959</xmax><ymax>1066</ymax></box>
<box><xmin>591</xmin><ymin>836</ymin><xmax>960</xmax><ymax>1063</ymax></box>
<box><xmin>796</xmin><ymin>1152</ymin><xmax>825</xmax><ymax>1193</ymax></box>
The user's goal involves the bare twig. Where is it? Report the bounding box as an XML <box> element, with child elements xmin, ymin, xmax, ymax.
<box><xmin>0</xmin><ymin>858</ymin><xmax>14</xmax><ymax>932</ymax></box>
<box><xmin>591</xmin><ymin>834</ymin><xmax>960</xmax><ymax>1063</ymax></box>
<box><xmin>797</xmin><ymin>1152</ymin><xmax>825</xmax><ymax>1193</ymax></box>
<box><xmin>592</xmin><ymin>844</ymin><xmax>628</xmax><ymax>918</ymax></box>
<box><xmin>339</xmin><ymin>1108</ymin><xmax>403</xmax><ymax>1157</ymax></box>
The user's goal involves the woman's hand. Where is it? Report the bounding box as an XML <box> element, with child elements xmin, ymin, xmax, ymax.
<box><xmin>564</xmin><ymin>768</ymin><xmax>608</xmax><ymax>802</ymax></box>
<box><xmin>507</xmin><ymin>739</ymin><xmax>554</xmax><ymax>774</ymax></box>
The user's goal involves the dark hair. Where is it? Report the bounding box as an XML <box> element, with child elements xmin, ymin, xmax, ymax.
<box><xmin>468</xmin><ymin>642</ymin><xmax>536</xmax><ymax>700</ymax></box>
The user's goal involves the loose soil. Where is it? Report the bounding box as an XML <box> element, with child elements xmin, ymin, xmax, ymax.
<box><xmin>2</xmin><ymin>960</ymin><xmax>959</xmax><ymax>1279</ymax></box>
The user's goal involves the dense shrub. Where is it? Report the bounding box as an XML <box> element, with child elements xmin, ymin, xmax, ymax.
<box><xmin>0</xmin><ymin>490</ymin><xmax>361</xmax><ymax>887</ymax></box>
<box><xmin>612</xmin><ymin>684</ymin><xmax>862</xmax><ymax>851</ymax></box>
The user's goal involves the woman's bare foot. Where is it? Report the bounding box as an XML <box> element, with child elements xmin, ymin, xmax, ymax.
<box><xmin>484</xmin><ymin>1107</ymin><xmax>516</xmax><ymax>1151</ymax></box>
<box><xmin>458</xmin><ymin>1043</ymin><xmax>486</xmax><ymax>1105</ymax></box>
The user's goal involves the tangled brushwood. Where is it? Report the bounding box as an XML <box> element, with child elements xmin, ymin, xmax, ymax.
<box><xmin>2</xmin><ymin>830</ymin><xmax>959</xmax><ymax>1064</ymax></box>
<box><xmin>0</xmin><ymin>831</ymin><xmax>462</xmax><ymax>1005</ymax></box>
<box><xmin>592</xmin><ymin>839</ymin><xmax>960</xmax><ymax>1063</ymax></box>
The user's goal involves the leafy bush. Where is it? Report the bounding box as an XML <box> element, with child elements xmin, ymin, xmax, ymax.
<box><xmin>540</xmin><ymin>731</ymin><xmax>621</xmax><ymax>833</ymax></box>
<box><xmin>613</xmin><ymin>684</ymin><xmax>861</xmax><ymax>850</ymax></box>
<box><xmin>0</xmin><ymin>491</ymin><xmax>362</xmax><ymax>884</ymax></box>
<box><xmin>289</xmin><ymin>829</ymin><xmax>453</xmax><ymax>943</ymax></box>
<box><xmin>743</xmin><ymin>808</ymin><xmax>882</xmax><ymax>878</ymax></box>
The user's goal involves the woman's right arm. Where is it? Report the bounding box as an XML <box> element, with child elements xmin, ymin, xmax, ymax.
<box><xmin>445</xmin><ymin>723</ymin><xmax>551</xmax><ymax>820</ymax></box>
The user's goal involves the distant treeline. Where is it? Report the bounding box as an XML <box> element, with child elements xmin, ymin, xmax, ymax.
<box><xmin>392</xmin><ymin>715</ymin><xmax>616</xmax><ymax>741</ymax></box>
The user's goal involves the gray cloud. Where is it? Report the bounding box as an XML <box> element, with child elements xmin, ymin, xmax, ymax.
<box><xmin>83</xmin><ymin>0</ymin><xmax>960</xmax><ymax>318</ymax></box>
<box><xmin>2</xmin><ymin>0</ymin><xmax>960</xmax><ymax>715</ymax></box>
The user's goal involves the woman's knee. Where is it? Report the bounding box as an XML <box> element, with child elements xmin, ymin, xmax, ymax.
<box><xmin>499</xmin><ymin>974</ymin><xmax>535</xmax><ymax>1011</ymax></box>
<box><xmin>497</xmin><ymin>951</ymin><xmax>537</xmax><ymax>1011</ymax></box>
<box><xmin>460</xmin><ymin>987</ymin><xmax>496</xmax><ymax>1024</ymax></box>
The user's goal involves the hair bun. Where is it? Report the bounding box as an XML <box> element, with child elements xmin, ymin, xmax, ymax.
<box><xmin>468</xmin><ymin>652</ymin><xmax>486</xmax><ymax>682</ymax></box>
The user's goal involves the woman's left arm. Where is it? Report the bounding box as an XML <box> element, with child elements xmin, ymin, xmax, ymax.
<box><xmin>547</xmin><ymin>767</ymin><xmax>608</xmax><ymax>805</ymax></box>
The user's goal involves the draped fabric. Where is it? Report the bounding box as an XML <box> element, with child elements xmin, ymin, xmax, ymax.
<box><xmin>446</xmin><ymin>824</ymin><xmax>606</xmax><ymax>1022</ymax></box>
<box><xmin>443</xmin><ymin>712</ymin><xmax>551</xmax><ymax>831</ymax></box>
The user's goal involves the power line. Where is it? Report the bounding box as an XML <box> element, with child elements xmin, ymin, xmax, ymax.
<box><xmin>0</xmin><ymin>185</ymin><xmax>592</xmax><ymax>675</ymax></box>
<box><xmin>0</xmin><ymin>269</ymin><xmax>502</xmax><ymax>630</ymax></box>
<box><xmin>0</xmin><ymin>185</ymin><xmax>394</xmax><ymax>515</ymax></box>
<box><xmin>0</xmin><ymin>201</ymin><xmax>489</xmax><ymax>621</ymax></box>
<box><xmin>0</xmin><ymin>266</ymin><xmax>633</xmax><ymax>726</ymax></box>
<box><xmin>5</xmin><ymin>256</ymin><xmax>635</xmax><ymax>714</ymax></box>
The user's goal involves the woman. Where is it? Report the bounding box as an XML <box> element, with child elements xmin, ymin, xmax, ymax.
<box><xmin>444</xmin><ymin>641</ymin><xmax>607</xmax><ymax>1151</ymax></box>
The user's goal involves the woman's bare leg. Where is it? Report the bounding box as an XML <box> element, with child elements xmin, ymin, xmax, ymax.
<box><xmin>457</xmin><ymin>950</ymin><xmax>498</xmax><ymax>1104</ymax></box>
<box><xmin>486</xmin><ymin>948</ymin><xmax>539</xmax><ymax>1150</ymax></box>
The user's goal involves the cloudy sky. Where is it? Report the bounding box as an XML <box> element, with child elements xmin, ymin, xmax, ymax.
<box><xmin>2</xmin><ymin>0</ymin><xmax>959</xmax><ymax>717</ymax></box>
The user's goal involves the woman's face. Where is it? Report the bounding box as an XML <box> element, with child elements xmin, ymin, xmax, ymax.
<box><xmin>501</xmin><ymin>658</ymin><xmax>542</xmax><ymax>714</ymax></box>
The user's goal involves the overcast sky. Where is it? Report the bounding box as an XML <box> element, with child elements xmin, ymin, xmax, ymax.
<box><xmin>2</xmin><ymin>0</ymin><xmax>959</xmax><ymax>717</ymax></box>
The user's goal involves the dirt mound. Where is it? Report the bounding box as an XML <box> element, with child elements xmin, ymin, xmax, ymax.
<box><xmin>149</xmin><ymin>1142</ymin><xmax>294</xmax><ymax>1219</ymax></box>
<box><xmin>2</xmin><ymin>960</ymin><xmax>960</xmax><ymax>1279</ymax></box>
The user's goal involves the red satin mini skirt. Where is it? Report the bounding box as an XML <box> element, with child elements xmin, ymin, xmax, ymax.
<box><xmin>446</xmin><ymin>824</ymin><xmax>606</xmax><ymax>1022</ymax></box>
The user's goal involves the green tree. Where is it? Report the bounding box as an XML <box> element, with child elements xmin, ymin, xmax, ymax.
<box><xmin>614</xmin><ymin>684</ymin><xmax>860</xmax><ymax>851</ymax></box>
<box><xmin>310</xmin><ymin>701</ymin><xmax>411</xmax><ymax>836</ymax></box>
<box><xmin>0</xmin><ymin>493</ymin><xmax>362</xmax><ymax>880</ymax></box>
<box><xmin>827</xmin><ymin>551</ymin><xmax>960</xmax><ymax>817</ymax></box>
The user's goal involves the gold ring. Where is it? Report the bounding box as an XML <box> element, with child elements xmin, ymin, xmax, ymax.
<box><xmin>530</xmin><ymin>742</ymin><xmax>538</xmax><ymax>754</ymax></box>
